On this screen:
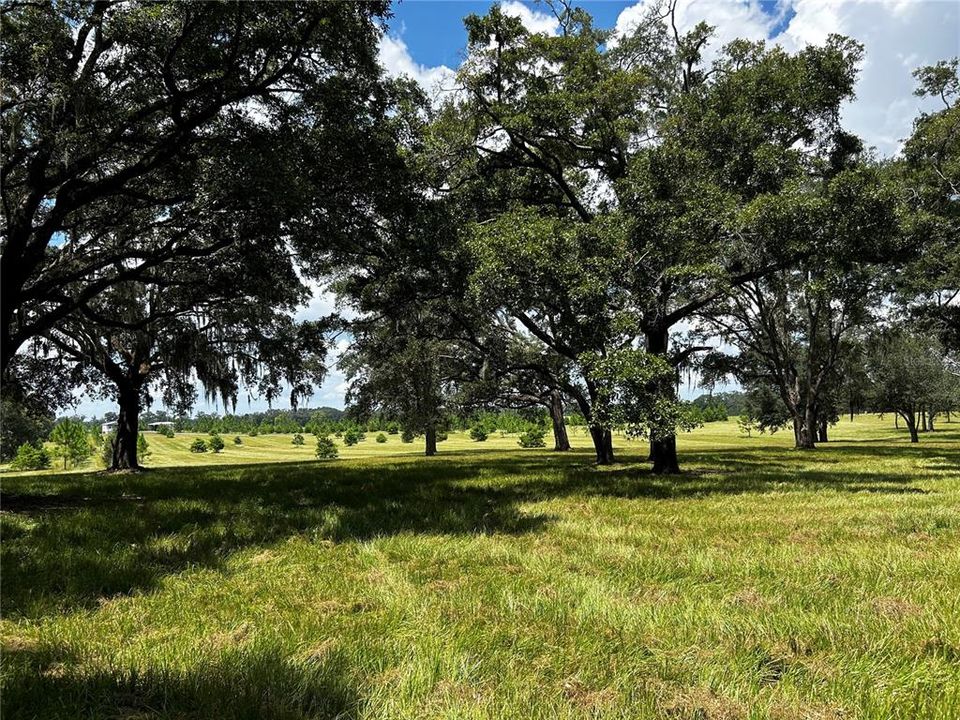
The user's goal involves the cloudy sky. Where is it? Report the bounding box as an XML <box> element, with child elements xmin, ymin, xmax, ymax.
<box><xmin>74</xmin><ymin>0</ymin><xmax>958</xmax><ymax>419</ymax></box>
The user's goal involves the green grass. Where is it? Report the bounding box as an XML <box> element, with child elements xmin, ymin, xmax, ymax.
<box><xmin>2</xmin><ymin>416</ymin><xmax>959</xmax><ymax>719</ymax></box>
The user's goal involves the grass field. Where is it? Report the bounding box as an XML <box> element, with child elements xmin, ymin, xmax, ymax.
<box><xmin>2</xmin><ymin>416</ymin><xmax>959</xmax><ymax>719</ymax></box>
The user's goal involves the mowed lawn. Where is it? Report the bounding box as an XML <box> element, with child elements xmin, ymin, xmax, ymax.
<box><xmin>2</xmin><ymin>417</ymin><xmax>959</xmax><ymax>719</ymax></box>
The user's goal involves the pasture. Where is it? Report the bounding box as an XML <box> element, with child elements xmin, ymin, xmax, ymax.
<box><xmin>2</xmin><ymin>416</ymin><xmax>959</xmax><ymax>719</ymax></box>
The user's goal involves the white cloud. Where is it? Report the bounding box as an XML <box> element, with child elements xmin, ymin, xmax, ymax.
<box><xmin>500</xmin><ymin>0</ymin><xmax>560</xmax><ymax>35</ymax></box>
<box><xmin>776</xmin><ymin>0</ymin><xmax>959</xmax><ymax>156</ymax></box>
<box><xmin>378</xmin><ymin>34</ymin><xmax>456</xmax><ymax>98</ymax></box>
<box><xmin>614</xmin><ymin>0</ymin><xmax>959</xmax><ymax>157</ymax></box>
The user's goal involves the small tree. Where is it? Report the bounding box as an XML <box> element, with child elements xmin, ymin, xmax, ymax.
<box><xmin>190</xmin><ymin>438</ymin><xmax>208</xmax><ymax>453</ymax></box>
<box><xmin>315</xmin><ymin>435</ymin><xmax>338</xmax><ymax>459</ymax></box>
<box><xmin>49</xmin><ymin>419</ymin><xmax>93</xmax><ymax>470</ymax></box>
<box><xmin>866</xmin><ymin>330</ymin><xmax>953</xmax><ymax>442</ymax></box>
<box><xmin>470</xmin><ymin>426</ymin><xmax>489</xmax><ymax>442</ymax></box>
<box><xmin>401</xmin><ymin>429</ymin><xmax>415</xmax><ymax>443</ymax></box>
<box><xmin>233</xmin><ymin>436</ymin><xmax>243</xmax><ymax>445</ymax></box>
<box><xmin>209</xmin><ymin>435</ymin><xmax>225</xmax><ymax>453</ymax></box>
<box><xmin>342</xmin><ymin>429</ymin><xmax>361</xmax><ymax>446</ymax></box>
<box><xmin>292</xmin><ymin>433</ymin><xmax>305</xmax><ymax>446</ymax></box>
<box><xmin>376</xmin><ymin>433</ymin><xmax>387</xmax><ymax>443</ymax></box>
<box><xmin>137</xmin><ymin>432</ymin><xmax>151</xmax><ymax>464</ymax></box>
<box><xmin>10</xmin><ymin>442</ymin><xmax>51</xmax><ymax>471</ymax></box>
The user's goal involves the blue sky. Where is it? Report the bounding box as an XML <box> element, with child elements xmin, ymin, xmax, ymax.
<box><xmin>72</xmin><ymin>0</ymin><xmax>958</xmax><ymax>419</ymax></box>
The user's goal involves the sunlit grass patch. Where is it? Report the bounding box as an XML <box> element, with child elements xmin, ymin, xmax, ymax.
<box><xmin>2</xmin><ymin>416</ymin><xmax>959</xmax><ymax>718</ymax></box>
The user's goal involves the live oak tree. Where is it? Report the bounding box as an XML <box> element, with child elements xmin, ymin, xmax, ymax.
<box><xmin>1</xmin><ymin>0</ymin><xmax>389</xmax><ymax>375</ymax></box>
<box><xmin>866</xmin><ymin>329</ymin><xmax>957</xmax><ymax>442</ymax></box>
<box><xmin>45</xmin><ymin>247</ymin><xmax>328</xmax><ymax>469</ymax></box>
<box><xmin>699</xmin><ymin>166</ymin><xmax>901</xmax><ymax>449</ymax></box>
<box><xmin>893</xmin><ymin>59</ymin><xmax>960</xmax><ymax>356</ymax></box>
<box><xmin>436</xmin><ymin>1</ymin><xmax>869</xmax><ymax>471</ymax></box>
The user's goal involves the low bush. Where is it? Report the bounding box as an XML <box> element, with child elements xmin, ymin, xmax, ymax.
<box><xmin>209</xmin><ymin>435</ymin><xmax>225</xmax><ymax>453</ymax></box>
<box><xmin>469</xmin><ymin>426</ymin><xmax>488</xmax><ymax>442</ymax></box>
<box><xmin>343</xmin><ymin>429</ymin><xmax>361</xmax><ymax>446</ymax></box>
<box><xmin>376</xmin><ymin>433</ymin><xmax>387</xmax><ymax>443</ymax></box>
<box><xmin>401</xmin><ymin>429</ymin><xmax>415</xmax><ymax>443</ymax></box>
<box><xmin>292</xmin><ymin>433</ymin><xmax>305</xmax><ymax>446</ymax></box>
<box><xmin>10</xmin><ymin>442</ymin><xmax>51</xmax><ymax>471</ymax></box>
<box><xmin>315</xmin><ymin>435</ymin><xmax>338</xmax><ymax>459</ymax></box>
<box><xmin>190</xmin><ymin>438</ymin><xmax>208</xmax><ymax>453</ymax></box>
<box><xmin>233</xmin><ymin>436</ymin><xmax>243</xmax><ymax>445</ymax></box>
<box><xmin>518</xmin><ymin>428</ymin><xmax>546</xmax><ymax>448</ymax></box>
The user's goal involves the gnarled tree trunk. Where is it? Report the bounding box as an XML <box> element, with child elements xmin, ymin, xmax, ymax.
<box><xmin>588</xmin><ymin>425</ymin><xmax>614</xmax><ymax>465</ymax></box>
<box><xmin>548</xmin><ymin>390</ymin><xmax>570</xmax><ymax>451</ymax></box>
<box><xmin>112</xmin><ymin>379</ymin><xmax>142</xmax><ymax>470</ymax></box>
<box><xmin>646</xmin><ymin>325</ymin><xmax>680</xmax><ymax>473</ymax></box>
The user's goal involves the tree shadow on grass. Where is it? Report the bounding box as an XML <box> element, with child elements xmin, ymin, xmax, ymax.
<box><xmin>2</xmin><ymin>640</ymin><xmax>360</xmax><ymax>720</ymax></box>
<box><xmin>1</xmin><ymin>438</ymin><xmax>942</xmax><ymax>621</ymax></box>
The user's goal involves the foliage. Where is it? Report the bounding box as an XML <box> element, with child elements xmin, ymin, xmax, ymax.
<box><xmin>49</xmin><ymin>419</ymin><xmax>93</xmax><ymax>470</ymax></box>
<box><xmin>291</xmin><ymin>433</ymin><xmax>305</xmax><ymax>446</ymax></box>
<box><xmin>401</xmin><ymin>429</ymin><xmax>416</xmax><ymax>444</ymax></box>
<box><xmin>517</xmin><ymin>428</ymin><xmax>546</xmax><ymax>449</ymax></box>
<box><xmin>469</xmin><ymin>426</ymin><xmax>489</xmax><ymax>442</ymax></box>
<box><xmin>209</xmin><ymin>435</ymin><xmax>225</xmax><ymax>454</ymax></box>
<box><xmin>342</xmin><ymin>429</ymin><xmax>361</xmax><ymax>447</ymax></box>
<box><xmin>233</xmin><ymin>436</ymin><xmax>243</xmax><ymax>446</ymax></box>
<box><xmin>376</xmin><ymin>433</ymin><xmax>387</xmax><ymax>444</ymax></box>
<box><xmin>315</xmin><ymin>435</ymin><xmax>338</xmax><ymax>460</ymax></box>
<box><xmin>189</xmin><ymin>439</ymin><xmax>208</xmax><ymax>454</ymax></box>
<box><xmin>9</xmin><ymin>442</ymin><xmax>50</xmax><ymax>471</ymax></box>
<box><xmin>137</xmin><ymin>433</ymin><xmax>151</xmax><ymax>464</ymax></box>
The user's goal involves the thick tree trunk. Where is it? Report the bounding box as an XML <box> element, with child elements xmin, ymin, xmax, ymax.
<box><xmin>920</xmin><ymin>408</ymin><xmax>928</xmax><ymax>432</ymax></box>
<box><xmin>651</xmin><ymin>435</ymin><xmax>680</xmax><ymax>474</ymax></box>
<box><xmin>548</xmin><ymin>390</ymin><xmax>570</xmax><ymax>451</ymax></box>
<box><xmin>112</xmin><ymin>381</ymin><xmax>142</xmax><ymax>470</ymax></box>
<box><xmin>794</xmin><ymin>405</ymin><xmax>816</xmax><ymax>449</ymax></box>
<box><xmin>588</xmin><ymin>426</ymin><xmax>614</xmax><ymax>465</ymax></box>
<box><xmin>424</xmin><ymin>425</ymin><xmax>437</xmax><ymax>456</ymax></box>
<box><xmin>646</xmin><ymin>325</ymin><xmax>681</xmax><ymax>473</ymax></box>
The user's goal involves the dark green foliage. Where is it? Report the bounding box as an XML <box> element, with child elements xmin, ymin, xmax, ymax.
<box><xmin>209</xmin><ymin>435</ymin><xmax>225</xmax><ymax>454</ymax></box>
<box><xmin>9</xmin><ymin>442</ymin><xmax>50</xmax><ymax>471</ymax></box>
<box><xmin>292</xmin><ymin>433</ymin><xmax>305</xmax><ymax>446</ymax></box>
<box><xmin>159</xmin><ymin>425</ymin><xmax>175</xmax><ymax>438</ymax></box>
<box><xmin>518</xmin><ymin>429</ymin><xmax>546</xmax><ymax>449</ymax></box>
<box><xmin>469</xmin><ymin>426</ymin><xmax>489</xmax><ymax>442</ymax></box>
<box><xmin>190</xmin><ymin>439</ymin><xmax>208</xmax><ymax>454</ymax></box>
<box><xmin>233</xmin><ymin>436</ymin><xmax>243</xmax><ymax>445</ymax></box>
<box><xmin>137</xmin><ymin>433</ymin><xmax>151</xmax><ymax>464</ymax></box>
<box><xmin>436</xmin><ymin>430</ymin><xmax>448</xmax><ymax>443</ymax></box>
<box><xmin>315</xmin><ymin>435</ymin><xmax>338</xmax><ymax>460</ymax></box>
<box><xmin>376</xmin><ymin>433</ymin><xmax>387</xmax><ymax>444</ymax></box>
<box><xmin>342</xmin><ymin>429</ymin><xmax>361</xmax><ymax>447</ymax></box>
<box><xmin>401</xmin><ymin>429</ymin><xmax>416</xmax><ymax>444</ymax></box>
<box><xmin>100</xmin><ymin>433</ymin><xmax>116</xmax><ymax>468</ymax></box>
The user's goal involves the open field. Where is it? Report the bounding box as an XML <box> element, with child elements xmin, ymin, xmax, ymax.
<box><xmin>2</xmin><ymin>416</ymin><xmax>959</xmax><ymax>719</ymax></box>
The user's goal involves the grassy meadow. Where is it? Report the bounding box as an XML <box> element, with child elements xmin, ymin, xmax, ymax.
<box><xmin>2</xmin><ymin>416</ymin><xmax>959</xmax><ymax>719</ymax></box>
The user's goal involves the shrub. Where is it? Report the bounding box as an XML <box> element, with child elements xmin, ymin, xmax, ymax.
<box><xmin>190</xmin><ymin>438</ymin><xmax>208</xmax><ymax>453</ymax></box>
<box><xmin>10</xmin><ymin>442</ymin><xmax>51</xmax><ymax>471</ymax></box>
<box><xmin>436</xmin><ymin>430</ymin><xmax>448</xmax><ymax>442</ymax></box>
<box><xmin>248</xmin><ymin>427</ymin><xmax>259</xmax><ymax>437</ymax></box>
<box><xmin>233</xmin><ymin>436</ymin><xmax>243</xmax><ymax>445</ymax></box>
<box><xmin>518</xmin><ymin>428</ymin><xmax>546</xmax><ymax>448</ymax></box>
<box><xmin>315</xmin><ymin>435</ymin><xmax>338</xmax><ymax>459</ymax></box>
<box><xmin>342</xmin><ymin>428</ymin><xmax>360</xmax><ymax>446</ymax></box>
<box><xmin>292</xmin><ymin>433</ymin><xmax>305</xmax><ymax>446</ymax></box>
<box><xmin>376</xmin><ymin>433</ymin><xmax>387</xmax><ymax>443</ymax></box>
<box><xmin>137</xmin><ymin>432</ymin><xmax>151</xmax><ymax>463</ymax></box>
<box><xmin>209</xmin><ymin>435</ymin><xmax>225</xmax><ymax>453</ymax></box>
<box><xmin>386</xmin><ymin>422</ymin><xmax>400</xmax><ymax>435</ymax></box>
<box><xmin>401</xmin><ymin>429</ymin><xmax>415</xmax><ymax>443</ymax></box>
<box><xmin>469</xmin><ymin>426</ymin><xmax>488</xmax><ymax>442</ymax></box>
<box><xmin>100</xmin><ymin>432</ymin><xmax>116</xmax><ymax>467</ymax></box>
<box><xmin>158</xmin><ymin>425</ymin><xmax>175</xmax><ymax>438</ymax></box>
